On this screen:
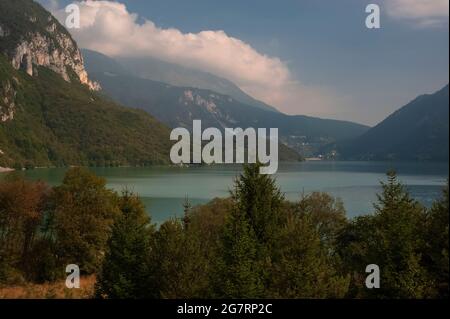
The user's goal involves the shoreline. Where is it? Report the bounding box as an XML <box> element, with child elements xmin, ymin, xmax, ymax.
<box><xmin>1</xmin><ymin>159</ymin><xmax>449</xmax><ymax>174</ymax></box>
<box><xmin>0</xmin><ymin>167</ymin><xmax>14</xmax><ymax>173</ymax></box>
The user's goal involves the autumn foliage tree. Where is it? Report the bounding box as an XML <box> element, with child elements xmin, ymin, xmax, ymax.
<box><xmin>0</xmin><ymin>174</ymin><xmax>50</xmax><ymax>283</ymax></box>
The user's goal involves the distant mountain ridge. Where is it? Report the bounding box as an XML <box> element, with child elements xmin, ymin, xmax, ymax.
<box><xmin>83</xmin><ymin>47</ymin><xmax>279</xmax><ymax>113</ymax></box>
<box><xmin>82</xmin><ymin>51</ymin><xmax>301</xmax><ymax>161</ymax></box>
<box><xmin>116</xmin><ymin>54</ymin><xmax>280</xmax><ymax>113</ymax></box>
<box><xmin>336</xmin><ymin>84</ymin><xmax>449</xmax><ymax>161</ymax></box>
<box><xmin>83</xmin><ymin>49</ymin><xmax>369</xmax><ymax>157</ymax></box>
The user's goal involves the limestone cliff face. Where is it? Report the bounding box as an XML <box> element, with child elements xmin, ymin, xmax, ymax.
<box><xmin>7</xmin><ymin>19</ymin><xmax>100</xmax><ymax>91</ymax></box>
<box><xmin>10</xmin><ymin>31</ymin><xmax>100</xmax><ymax>90</ymax></box>
<box><xmin>0</xmin><ymin>2</ymin><xmax>100</xmax><ymax>91</ymax></box>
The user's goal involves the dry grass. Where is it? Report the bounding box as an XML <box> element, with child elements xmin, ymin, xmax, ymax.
<box><xmin>0</xmin><ymin>275</ymin><xmax>96</xmax><ymax>299</ymax></box>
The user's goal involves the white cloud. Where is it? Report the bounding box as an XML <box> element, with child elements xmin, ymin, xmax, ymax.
<box><xmin>49</xmin><ymin>0</ymin><xmax>340</xmax><ymax>116</ymax></box>
<box><xmin>385</xmin><ymin>0</ymin><xmax>449</xmax><ymax>27</ymax></box>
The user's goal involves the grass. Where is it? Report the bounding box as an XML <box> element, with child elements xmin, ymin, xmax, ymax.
<box><xmin>0</xmin><ymin>275</ymin><xmax>96</xmax><ymax>299</ymax></box>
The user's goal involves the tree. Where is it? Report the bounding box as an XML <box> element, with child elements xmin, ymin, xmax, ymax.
<box><xmin>269</xmin><ymin>211</ymin><xmax>349</xmax><ymax>298</ymax></box>
<box><xmin>266</xmin><ymin>192</ymin><xmax>350</xmax><ymax>298</ymax></box>
<box><xmin>297</xmin><ymin>192</ymin><xmax>347</xmax><ymax>249</ymax></box>
<box><xmin>51</xmin><ymin>167</ymin><xmax>119</xmax><ymax>274</ymax></box>
<box><xmin>147</xmin><ymin>216</ymin><xmax>212</xmax><ymax>298</ymax></box>
<box><xmin>232</xmin><ymin>164</ymin><xmax>284</xmax><ymax>247</ymax></box>
<box><xmin>0</xmin><ymin>173</ymin><xmax>50</xmax><ymax>283</ymax></box>
<box><xmin>336</xmin><ymin>214</ymin><xmax>379</xmax><ymax>297</ymax></box>
<box><xmin>424</xmin><ymin>183</ymin><xmax>449</xmax><ymax>297</ymax></box>
<box><xmin>214</xmin><ymin>201</ymin><xmax>264</xmax><ymax>298</ymax></box>
<box><xmin>95</xmin><ymin>190</ymin><xmax>154</xmax><ymax>298</ymax></box>
<box><xmin>186</xmin><ymin>197</ymin><xmax>232</xmax><ymax>247</ymax></box>
<box><xmin>214</xmin><ymin>164</ymin><xmax>283</xmax><ymax>298</ymax></box>
<box><xmin>338</xmin><ymin>171</ymin><xmax>431</xmax><ymax>298</ymax></box>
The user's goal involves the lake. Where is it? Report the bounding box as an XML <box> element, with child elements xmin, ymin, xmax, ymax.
<box><xmin>17</xmin><ymin>161</ymin><xmax>449</xmax><ymax>224</ymax></box>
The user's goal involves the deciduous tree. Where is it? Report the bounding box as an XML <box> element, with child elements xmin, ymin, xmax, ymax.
<box><xmin>51</xmin><ymin>168</ymin><xmax>119</xmax><ymax>274</ymax></box>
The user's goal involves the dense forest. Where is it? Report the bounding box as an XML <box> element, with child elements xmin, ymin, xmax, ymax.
<box><xmin>0</xmin><ymin>165</ymin><xmax>448</xmax><ymax>299</ymax></box>
<box><xmin>0</xmin><ymin>54</ymin><xmax>172</xmax><ymax>169</ymax></box>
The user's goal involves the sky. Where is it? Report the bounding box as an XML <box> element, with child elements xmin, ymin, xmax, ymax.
<box><xmin>38</xmin><ymin>0</ymin><xmax>449</xmax><ymax>125</ymax></box>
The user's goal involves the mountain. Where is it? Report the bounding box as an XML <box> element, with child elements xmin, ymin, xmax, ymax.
<box><xmin>83</xmin><ymin>50</ymin><xmax>369</xmax><ymax>157</ymax></box>
<box><xmin>115</xmin><ymin>55</ymin><xmax>280</xmax><ymax>113</ymax></box>
<box><xmin>0</xmin><ymin>0</ymin><xmax>171</xmax><ymax>168</ymax></box>
<box><xmin>83</xmin><ymin>51</ymin><xmax>300</xmax><ymax>161</ymax></box>
<box><xmin>337</xmin><ymin>85</ymin><xmax>449</xmax><ymax>161</ymax></box>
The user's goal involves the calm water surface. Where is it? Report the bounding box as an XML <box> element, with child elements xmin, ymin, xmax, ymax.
<box><xmin>18</xmin><ymin>161</ymin><xmax>449</xmax><ymax>224</ymax></box>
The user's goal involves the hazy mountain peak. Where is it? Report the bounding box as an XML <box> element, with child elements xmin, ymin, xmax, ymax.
<box><xmin>110</xmin><ymin>53</ymin><xmax>280</xmax><ymax>113</ymax></box>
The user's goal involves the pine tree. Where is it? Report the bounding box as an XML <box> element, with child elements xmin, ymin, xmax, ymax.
<box><xmin>216</xmin><ymin>199</ymin><xmax>264</xmax><ymax>298</ymax></box>
<box><xmin>374</xmin><ymin>171</ymin><xmax>429</xmax><ymax>297</ymax></box>
<box><xmin>232</xmin><ymin>164</ymin><xmax>284</xmax><ymax>247</ymax></box>
<box><xmin>150</xmin><ymin>218</ymin><xmax>209</xmax><ymax>298</ymax></box>
<box><xmin>339</xmin><ymin>171</ymin><xmax>431</xmax><ymax>298</ymax></box>
<box><xmin>214</xmin><ymin>163</ymin><xmax>283</xmax><ymax>297</ymax></box>
<box><xmin>425</xmin><ymin>183</ymin><xmax>449</xmax><ymax>297</ymax></box>
<box><xmin>95</xmin><ymin>190</ymin><xmax>154</xmax><ymax>298</ymax></box>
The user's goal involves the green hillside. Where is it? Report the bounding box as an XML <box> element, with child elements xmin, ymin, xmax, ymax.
<box><xmin>0</xmin><ymin>0</ymin><xmax>173</xmax><ymax>169</ymax></box>
<box><xmin>0</xmin><ymin>54</ymin><xmax>171</xmax><ymax>168</ymax></box>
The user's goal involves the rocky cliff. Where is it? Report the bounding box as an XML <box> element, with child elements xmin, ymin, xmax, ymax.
<box><xmin>9</xmin><ymin>28</ymin><xmax>100</xmax><ymax>91</ymax></box>
<box><xmin>0</xmin><ymin>0</ymin><xmax>99</xmax><ymax>102</ymax></box>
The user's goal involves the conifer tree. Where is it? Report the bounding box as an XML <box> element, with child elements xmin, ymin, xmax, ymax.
<box><xmin>374</xmin><ymin>171</ymin><xmax>430</xmax><ymax>297</ymax></box>
<box><xmin>338</xmin><ymin>171</ymin><xmax>431</xmax><ymax>298</ymax></box>
<box><xmin>95</xmin><ymin>190</ymin><xmax>154</xmax><ymax>299</ymax></box>
<box><xmin>425</xmin><ymin>183</ymin><xmax>449</xmax><ymax>297</ymax></box>
<box><xmin>214</xmin><ymin>163</ymin><xmax>283</xmax><ymax>297</ymax></box>
<box><xmin>215</xmin><ymin>198</ymin><xmax>263</xmax><ymax>298</ymax></box>
<box><xmin>150</xmin><ymin>218</ymin><xmax>209</xmax><ymax>298</ymax></box>
<box><xmin>232</xmin><ymin>164</ymin><xmax>284</xmax><ymax>247</ymax></box>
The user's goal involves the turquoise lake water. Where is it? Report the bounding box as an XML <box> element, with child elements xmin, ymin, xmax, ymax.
<box><xmin>18</xmin><ymin>161</ymin><xmax>449</xmax><ymax>224</ymax></box>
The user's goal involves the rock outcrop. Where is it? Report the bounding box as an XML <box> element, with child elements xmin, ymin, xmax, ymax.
<box><xmin>10</xmin><ymin>30</ymin><xmax>100</xmax><ymax>90</ymax></box>
<box><xmin>0</xmin><ymin>2</ymin><xmax>100</xmax><ymax>91</ymax></box>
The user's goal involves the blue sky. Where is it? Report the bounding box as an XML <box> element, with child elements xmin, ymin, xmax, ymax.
<box><xmin>40</xmin><ymin>0</ymin><xmax>449</xmax><ymax>125</ymax></box>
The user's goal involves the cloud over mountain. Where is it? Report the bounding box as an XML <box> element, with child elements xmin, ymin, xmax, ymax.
<box><xmin>49</xmin><ymin>0</ymin><xmax>339</xmax><ymax>116</ymax></box>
